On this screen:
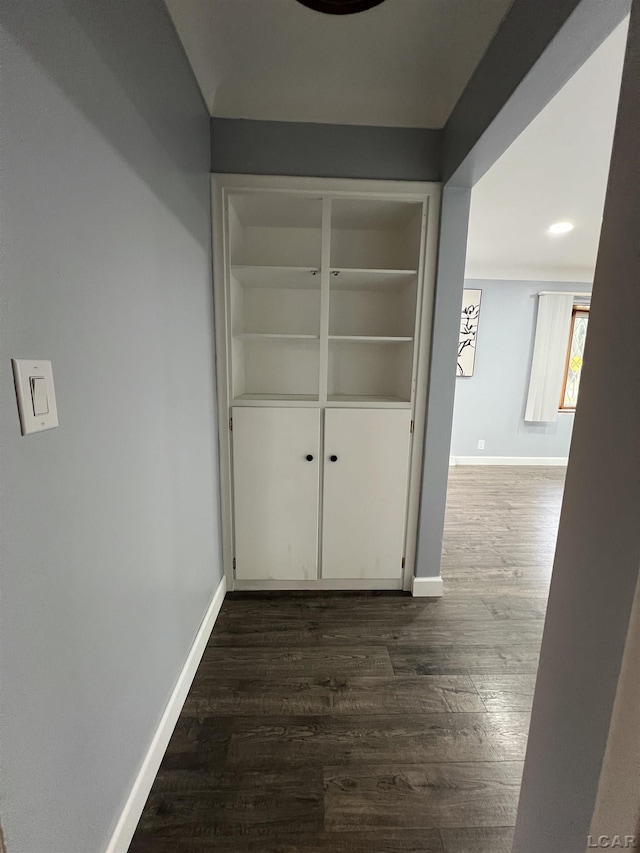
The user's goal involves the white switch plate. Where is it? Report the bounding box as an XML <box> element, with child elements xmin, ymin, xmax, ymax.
<box><xmin>12</xmin><ymin>359</ymin><xmax>59</xmax><ymax>435</ymax></box>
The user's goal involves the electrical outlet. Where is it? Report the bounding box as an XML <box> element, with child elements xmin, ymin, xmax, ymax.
<box><xmin>477</xmin><ymin>439</ymin><xmax>485</xmax><ymax>450</ymax></box>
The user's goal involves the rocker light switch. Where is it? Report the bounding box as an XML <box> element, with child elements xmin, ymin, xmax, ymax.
<box><xmin>30</xmin><ymin>377</ymin><xmax>49</xmax><ymax>416</ymax></box>
<box><xmin>12</xmin><ymin>359</ymin><xmax>59</xmax><ymax>435</ymax></box>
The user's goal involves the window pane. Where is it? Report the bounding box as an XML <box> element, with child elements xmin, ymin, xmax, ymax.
<box><xmin>562</xmin><ymin>314</ymin><xmax>589</xmax><ymax>408</ymax></box>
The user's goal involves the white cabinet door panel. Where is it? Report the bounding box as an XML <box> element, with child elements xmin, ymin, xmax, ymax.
<box><xmin>322</xmin><ymin>409</ymin><xmax>411</xmax><ymax>579</ymax></box>
<box><xmin>233</xmin><ymin>407</ymin><xmax>320</xmax><ymax>580</ymax></box>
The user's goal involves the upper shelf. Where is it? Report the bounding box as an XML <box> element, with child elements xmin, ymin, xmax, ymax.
<box><xmin>327</xmin><ymin>395</ymin><xmax>412</xmax><ymax>408</ymax></box>
<box><xmin>229</xmin><ymin>193</ymin><xmax>322</xmax><ymax>230</ymax></box>
<box><xmin>231</xmin><ymin>266</ymin><xmax>418</xmax><ymax>292</ymax></box>
<box><xmin>329</xmin><ymin>268</ymin><xmax>417</xmax><ymax>291</ymax></box>
<box><xmin>231</xmin><ymin>265</ymin><xmax>320</xmax><ymax>290</ymax></box>
<box><xmin>236</xmin><ymin>333</ymin><xmax>319</xmax><ymax>341</ymax></box>
<box><xmin>330</xmin><ymin>198</ymin><xmax>423</xmax><ymax>231</ymax></box>
<box><xmin>329</xmin><ymin>336</ymin><xmax>413</xmax><ymax>344</ymax></box>
<box><xmin>234</xmin><ymin>393</ymin><xmax>319</xmax><ymax>403</ymax></box>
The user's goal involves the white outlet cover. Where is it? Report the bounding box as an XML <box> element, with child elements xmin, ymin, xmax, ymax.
<box><xmin>12</xmin><ymin>359</ymin><xmax>59</xmax><ymax>435</ymax></box>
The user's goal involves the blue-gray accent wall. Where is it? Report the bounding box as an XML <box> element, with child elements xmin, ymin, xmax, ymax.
<box><xmin>414</xmin><ymin>186</ymin><xmax>471</xmax><ymax>579</ymax></box>
<box><xmin>514</xmin><ymin>5</ymin><xmax>640</xmax><ymax>846</ymax></box>
<box><xmin>0</xmin><ymin>2</ymin><xmax>222</xmax><ymax>851</ymax></box>
<box><xmin>211</xmin><ymin>117</ymin><xmax>442</xmax><ymax>181</ymax></box>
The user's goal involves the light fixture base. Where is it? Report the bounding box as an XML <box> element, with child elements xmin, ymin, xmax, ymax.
<box><xmin>295</xmin><ymin>0</ymin><xmax>387</xmax><ymax>14</ymax></box>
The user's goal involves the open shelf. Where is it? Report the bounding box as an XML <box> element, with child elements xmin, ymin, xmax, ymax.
<box><xmin>231</xmin><ymin>266</ymin><xmax>320</xmax><ymax>337</ymax></box>
<box><xmin>331</xmin><ymin>198</ymin><xmax>423</xmax><ymax>271</ymax></box>
<box><xmin>329</xmin><ymin>269</ymin><xmax>417</xmax><ymax>291</ymax></box>
<box><xmin>233</xmin><ymin>337</ymin><xmax>320</xmax><ymax>400</ymax></box>
<box><xmin>229</xmin><ymin>194</ymin><xmax>322</xmax><ymax>267</ymax></box>
<box><xmin>230</xmin><ymin>193</ymin><xmax>322</xmax><ymax>229</ymax></box>
<box><xmin>328</xmin><ymin>339</ymin><xmax>413</xmax><ymax>403</ymax></box>
<box><xmin>329</xmin><ymin>272</ymin><xmax>417</xmax><ymax>338</ymax></box>
<box><xmin>231</xmin><ymin>266</ymin><xmax>320</xmax><ymax>290</ymax></box>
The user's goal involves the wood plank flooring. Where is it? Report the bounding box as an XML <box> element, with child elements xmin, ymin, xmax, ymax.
<box><xmin>129</xmin><ymin>465</ymin><xmax>565</xmax><ymax>853</ymax></box>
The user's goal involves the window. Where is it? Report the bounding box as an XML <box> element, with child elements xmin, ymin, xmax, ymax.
<box><xmin>560</xmin><ymin>307</ymin><xmax>589</xmax><ymax>410</ymax></box>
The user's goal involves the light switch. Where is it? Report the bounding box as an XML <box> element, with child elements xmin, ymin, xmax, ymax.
<box><xmin>12</xmin><ymin>359</ymin><xmax>59</xmax><ymax>435</ymax></box>
<box><xmin>30</xmin><ymin>377</ymin><xmax>49</xmax><ymax>416</ymax></box>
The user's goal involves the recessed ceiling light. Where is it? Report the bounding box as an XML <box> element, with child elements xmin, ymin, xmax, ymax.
<box><xmin>548</xmin><ymin>221</ymin><xmax>575</xmax><ymax>235</ymax></box>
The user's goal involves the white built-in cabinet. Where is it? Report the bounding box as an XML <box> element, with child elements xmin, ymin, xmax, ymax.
<box><xmin>212</xmin><ymin>175</ymin><xmax>440</xmax><ymax>591</ymax></box>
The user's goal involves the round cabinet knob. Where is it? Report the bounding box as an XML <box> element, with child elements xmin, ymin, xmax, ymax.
<box><xmin>306</xmin><ymin>454</ymin><xmax>314</xmax><ymax>462</ymax></box>
<box><xmin>330</xmin><ymin>455</ymin><xmax>338</xmax><ymax>462</ymax></box>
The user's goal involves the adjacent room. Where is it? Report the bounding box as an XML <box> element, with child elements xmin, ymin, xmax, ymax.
<box><xmin>444</xmin><ymin>15</ymin><xmax>629</xmax><ymax>603</ymax></box>
<box><xmin>452</xmin><ymin>18</ymin><xmax>628</xmax><ymax>467</ymax></box>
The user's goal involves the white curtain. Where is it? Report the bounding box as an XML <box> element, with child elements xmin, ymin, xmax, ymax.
<box><xmin>525</xmin><ymin>293</ymin><xmax>574</xmax><ymax>423</ymax></box>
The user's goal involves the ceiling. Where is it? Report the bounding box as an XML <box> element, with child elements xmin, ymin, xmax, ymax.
<box><xmin>465</xmin><ymin>18</ymin><xmax>628</xmax><ymax>282</ymax></box>
<box><xmin>166</xmin><ymin>0</ymin><xmax>628</xmax><ymax>281</ymax></box>
<box><xmin>165</xmin><ymin>0</ymin><xmax>513</xmax><ymax>128</ymax></box>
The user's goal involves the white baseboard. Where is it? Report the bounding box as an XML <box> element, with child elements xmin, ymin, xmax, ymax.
<box><xmin>105</xmin><ymin>575</ymin><xmax>226</xmax><ymax>853</ymax></box>
<box><xmin>451</xmin><ymin>456</ymin><xmax>568</xmax><ymax>466</ymax></box>
<box><xmin>411</xmin><ymin>575</ymin><xmax>444</xmax><ymax>597</ymax></box>
<box><xmin>449</xmin><ymin>455</ymin><xmax>456</xmax><ymax>466</ymax></box>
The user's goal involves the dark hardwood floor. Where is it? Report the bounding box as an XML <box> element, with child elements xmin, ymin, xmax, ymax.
<box><xmin>129</xmin><ymin>466</ymin><xmax>565</xmax><ymax>853</ymax></box>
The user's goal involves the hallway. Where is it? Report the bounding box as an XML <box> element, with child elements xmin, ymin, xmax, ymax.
<box><xmin>130</xmin><ymin>466</ymin><xmax>565</xmax><ymax>853</ymax></box>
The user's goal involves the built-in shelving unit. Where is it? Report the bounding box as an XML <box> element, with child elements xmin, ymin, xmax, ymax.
<box><xmin>226</xmin><ymin>190</ymin><xmax>424</xmax><ymax>405</ymax></box>
<box><xmin>213</xmin><ymin>175</ymin><xmax>440</xmax><ymax>592</ymax></box>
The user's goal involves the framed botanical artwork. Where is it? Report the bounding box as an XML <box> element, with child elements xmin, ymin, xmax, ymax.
<box><xmin>457</xmin><ymin>289</ymin><xmax>481</xmax><ymax>376</ymax></box>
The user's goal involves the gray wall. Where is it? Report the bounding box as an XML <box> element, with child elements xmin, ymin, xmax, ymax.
<box><xmin>513</xmin><ymin>2</ymin><xmax>640</xmax><ymax>847</ymax></box>
<box><xmin>0</xmin><ymin>3</ymin><xmax>222</xmax><ymax>852</ymax></box>
<box><xmin>415</xmin><ymin>187</ymin><xmax>471</xmax><ymax>579</ymax></box>
<box><xmin>450</xmin><ymin>279</ymin><xmax>592</xmax><ymax>459</ymax></box>
<box><xmin>589</xmin><ymin>574</ymin><xmax>640</xmax><ymax>843</ymax></box>
<box><xmin>211</xmin><ymin>117</ymin><xmax>442</xmax><ymax>181</ymax></box>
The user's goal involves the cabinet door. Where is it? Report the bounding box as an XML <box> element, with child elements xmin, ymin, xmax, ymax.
<box><xmin>233</xmin><ymin>407</ymin><xmax>320</xmax><ymax>580</ymax></box>
<box><xmin>322</xmin><ymin>409</ymin><xmax>411</xmax><ymax>579</ymax></box>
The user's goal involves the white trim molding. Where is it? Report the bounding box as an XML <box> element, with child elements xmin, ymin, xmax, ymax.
<box><xmin>412</xmin><ymin>575</ymin><xmax>444</xmax><ymax>597</ymax></box>
<box><xmin>105</xmin><ymin>576</ymin><xmax>226</xmax><ymax>853</ymax></box>
<box><xmin>451</xmin><ymin>456</ymin><xmax>568</xmax><ymax>466</ymax></box>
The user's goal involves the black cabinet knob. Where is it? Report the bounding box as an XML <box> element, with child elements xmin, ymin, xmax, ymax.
<box><xmin>330</xmin><ymin>455</ymin><xmax>338</xmax><ymax>462</ymax></box>
<box><xmin>306</xmin><ymin>454</ymin><xmax>314</xmax><ymax>462</ymax></box>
